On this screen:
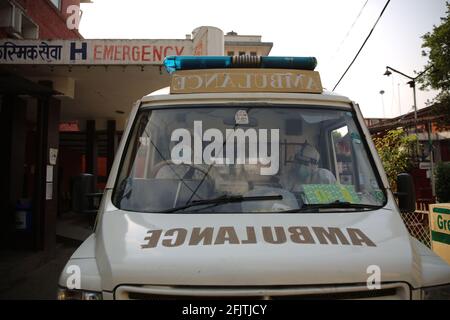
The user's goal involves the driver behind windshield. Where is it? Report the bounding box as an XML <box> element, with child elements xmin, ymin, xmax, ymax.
<box><xmin>281</xmin><ymin>143</ymin><xmax>336</xmax><ymax>192</ymax></box>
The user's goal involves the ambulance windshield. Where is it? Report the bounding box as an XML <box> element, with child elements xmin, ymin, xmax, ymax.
<box><xmin>112</xmin><ymin>105</ymin><xmax>386</xmax><ymax>213</ymax></box>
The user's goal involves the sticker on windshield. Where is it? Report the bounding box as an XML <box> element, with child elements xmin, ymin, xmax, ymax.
<box><xmin>235</xmin><ymin>110</ymin><xmax>249</xmax><ymax>125</ymax></box>
<box><xmin>303</xmin><ymin>184</ymin><xmax>360</xmax><ymax>204</ymax></box>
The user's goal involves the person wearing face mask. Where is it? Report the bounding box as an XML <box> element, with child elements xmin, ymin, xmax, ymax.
<box><xmin>282</xmin><ymin>143</ymin><xmax>336</xmax><ymax>192</ymax></box>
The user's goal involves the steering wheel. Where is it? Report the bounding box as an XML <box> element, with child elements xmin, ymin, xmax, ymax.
<box><xmin>251</xmin><ymin>175</ymin><xmax>283</xmax><ymax>190</ymax></box>
<box><xmin>150</xmin><ymin>160</ymin><xmax>212</xmax><ymax>181</ymax></box>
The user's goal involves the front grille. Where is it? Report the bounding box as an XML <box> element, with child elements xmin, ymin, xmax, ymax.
<box><xmin>270</xmin><ymin>288</ymin><xmax>398</xmax><ymax>300</ymax></box>
<box><xmin>127</xmin><ymin>292</ymin><xmax>263</xmax><ymax>300</ymax></box>
<box><xmin>115</xmin><ymin>283</ymin><xmax>410</xmax><ymax>300</ymax></box>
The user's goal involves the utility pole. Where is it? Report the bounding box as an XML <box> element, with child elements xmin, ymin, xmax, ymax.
<box><xmin>383</xmin><ymin>65</ymin><xmax>433</xmax><ymax>157</ymax></box>
<box><xmin>379</xmin><ymin>90</ymin><xmax>386</xmax><ymax>118</ymax></box>
<box><xmin>383</xmin><ymin>65</ymin><xmax>435</xmax><ymax>198</ymax></box>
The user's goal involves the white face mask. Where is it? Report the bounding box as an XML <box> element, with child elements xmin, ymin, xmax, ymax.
<box><xmin>298</xmin><ymin>163</ymin><xmax>311</xmax><ymax>179</ymax></box>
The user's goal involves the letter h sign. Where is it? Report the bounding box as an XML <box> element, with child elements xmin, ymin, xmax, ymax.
<box><xmin>70</xmin><ymin>42</ymin><xmax>87</xmax><ymax>61</ymax></box>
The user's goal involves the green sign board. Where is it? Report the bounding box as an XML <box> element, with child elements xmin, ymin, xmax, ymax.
<box><xmin>431</xmin><ymin>207</ymin><xmax>450</xmax><ymax>245</ymax></box>
<box><xmin>429</xmin><ymin>205</ymin><xmax>450</xmax><ymax>266</ymax></box>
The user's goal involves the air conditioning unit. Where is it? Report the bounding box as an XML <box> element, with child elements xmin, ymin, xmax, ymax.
<box><xmin>0</xmin><ymin>1</ymin><xmax>22</xmax><ymax>34</ymax></box>
<box><xmin>12</xmin><ymin>4</ymin><xmax>22</xmax><ymax>34</ymax></box>
<box><xmin>0</xmin><ymin>1</ymin><xmax>38</xmax><ymax>39</ymax></box>
<box><xmin>22</xmin><ymin>14</ymin><xmax>38</xmax><ymax>39</ymax></box>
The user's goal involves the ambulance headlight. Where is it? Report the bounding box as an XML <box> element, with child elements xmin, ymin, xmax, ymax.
<box><xmin>421</xmin><ymin>284</ymin><xmax>450</xmax><ymax>300</ymax></box>
<box><xmin>57</xmin><ymin>287</ymin><xmax>102</xmax><ymax>300</ymax></box>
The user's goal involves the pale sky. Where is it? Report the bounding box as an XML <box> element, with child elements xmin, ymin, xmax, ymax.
<box><xmin>79</xmin><ymin>0</ymin><xmax>447</xmax><ymax>118</ymax></box>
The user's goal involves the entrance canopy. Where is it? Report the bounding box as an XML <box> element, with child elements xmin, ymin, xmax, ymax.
<box><xmin>1</xmin><ymin>63</ymin><xmax>168</xmax><ymax>130</ymax></box>
<box><xmin>0</xmin><ymin>26</ymin><xmax>225</xmax><ymax>130</ymax></box>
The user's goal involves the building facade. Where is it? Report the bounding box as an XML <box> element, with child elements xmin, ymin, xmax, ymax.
<box><xmin>0</xmin><ymin>16</ymin><xmax>273</xmax><ymax>254</ymax></box>
<box><xmin>224</xmin><ymin>31</ymin><xmax>273</xmax><ymax>56</ymax></box>
<box><xmin>0</xmin><ymin>0</ymin><xmax>91</xmax><ymax>253</ymax></box>
<box><xmin>0</xmin><ymin>0</ymin><xmax>88</xmax><ymax>39</ymax></box>
<box><xmin>366</xmin><ymin>105</ymin><xmax>450</xmax><ymax>206</ymax></box>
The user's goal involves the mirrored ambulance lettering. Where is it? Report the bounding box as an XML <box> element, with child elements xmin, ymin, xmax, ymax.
<box><xmin>171</xmin><ymin>70</ymin><xmax>322</xmax><ymax>93</ymax></box>
<box><xmin>140</xmin><ymin>226</ymin><xmax>376</xmax><ymax>249</ymax></box>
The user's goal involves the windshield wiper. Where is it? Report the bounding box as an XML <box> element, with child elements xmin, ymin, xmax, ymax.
<box><xmin>277</xmin><ymin>200</ymin><xmax>382</xmax><ymax>213</ymax></box>
<box><xmin>161</xmin><ymin>194</ymin><xmax>283</xmax><ymax>213</ymax></box>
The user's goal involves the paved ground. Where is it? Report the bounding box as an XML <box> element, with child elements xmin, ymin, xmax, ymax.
<box><xmin>0</xmin><ymin>238</ymin><xmax>80</xmax><ymax>300</ymax></box>
<box><xmin>0</xmin><ymin>212</ymin><xmax>94</xmax><ymax>300</ymax></box>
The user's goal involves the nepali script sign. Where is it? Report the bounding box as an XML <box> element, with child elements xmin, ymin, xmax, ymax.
<box><xmin>0</xmin><ymin>40</ymin><xmax>192</xmax><ymax>65</ymax></box>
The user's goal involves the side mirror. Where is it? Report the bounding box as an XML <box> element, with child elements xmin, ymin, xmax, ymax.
<box><xmin>396</xmin><ymin>173</ymin><xmax>416</xmax><ymax>213</ymax></box>
<box><xmin>71</xmin><ymin>173</ymin><xmax>101</xmax><ymax>214</ymax></box>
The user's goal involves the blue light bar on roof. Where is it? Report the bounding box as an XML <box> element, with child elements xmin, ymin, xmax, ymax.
<box><xmin>163</xmin><ymin>56</ymin><xmax>317</xmax><ymax>74</ymax></box>
<box><xmin>164</xmin><ymin>56</ymin><xmax>232</xmax><ymax>74</ymax></box>
<box><xmin>261</xmin><ymin>56</ymin><xmax>317</xmax><ymax>70</ymax></box>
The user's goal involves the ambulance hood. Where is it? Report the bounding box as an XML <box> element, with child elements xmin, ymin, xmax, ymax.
<box><xmin>96</xmin><ymin>209</ymin><xmax>420</xmax><ymax>291</ymax></box>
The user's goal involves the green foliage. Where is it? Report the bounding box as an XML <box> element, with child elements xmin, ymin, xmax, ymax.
<box><xmin>373</xmin><ymin>128</ymin><xmax>417</xmax><ymax>191</ymax></box>
<box><xmin>430</xmin><ymin>92</ymin><xmax>450</xmax><ymax>130</ymax></box>
<box><xmin>419</xmin><ymin>2</ymin><xmax>450</xmax><ymax>127</ymax></box>
<box><xmin>435</xmin><ymin>162</ymin><xmax>450</xmax><ymax>202</ymax></box>
<box><xmin>331</xmin><ymin>131</ymin><xmax>342</xmax><ymax>140</ymax></box>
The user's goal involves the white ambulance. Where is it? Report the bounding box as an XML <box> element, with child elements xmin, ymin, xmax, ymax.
<box><xmin>58</xmin><ymin>56</ymin><xmax>450</xmax><ymax>300</ymax></box>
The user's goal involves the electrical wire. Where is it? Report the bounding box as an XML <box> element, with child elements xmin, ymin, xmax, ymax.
<box><xmin>329</xmin><ymin>0</ymin><xmax>369</xmax><ymax>62</ymax></box>
<box><xmin>332</xmin><ymin>0</ymin><xmax>391</xmax><ymax>91</ymax></box>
